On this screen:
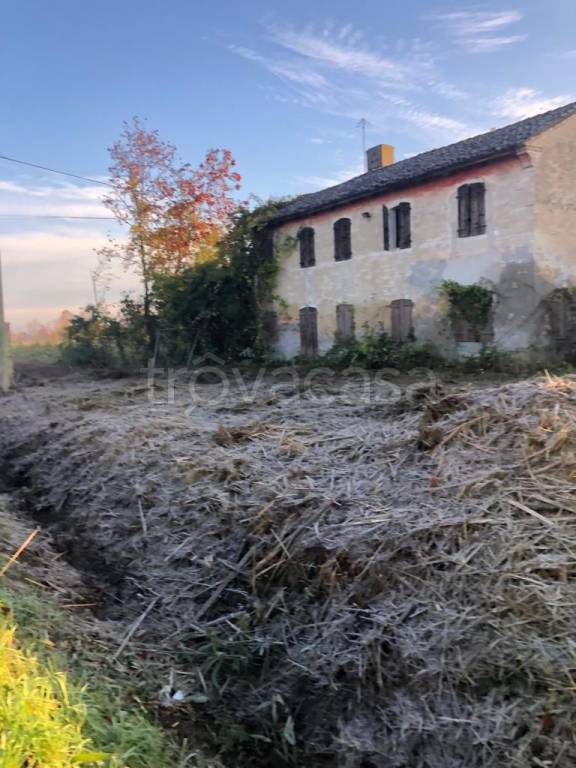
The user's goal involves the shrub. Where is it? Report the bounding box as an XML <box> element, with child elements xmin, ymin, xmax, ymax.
<box><xmin>60</xmin><ymin>300</ymin><xmax>149</xmax><ymax>369</ymax></box>
<box><xmin>320</xmin><ymin>326</ymin><xmax>442</xmax><ymax>371</ymax></box>
<box><xmin>62</xmin><ymin>200</ymin><xmax>288</xmax><ymax>369</ymax></box>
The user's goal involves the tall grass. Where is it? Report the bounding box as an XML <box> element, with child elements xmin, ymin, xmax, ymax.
<box><xmin>0</xmin><ymin>605</ymin><xmax>108</xmax><ymax>766</ymax></box>
<box><xmin>0</xmin><ymin>511</ymin><xmax>193</xmax><ymax>767</ymax></box>
<box><xmin>0</xmin><ymin>585</ymin><xmax>189</xmax><ymax>768</ymax></box>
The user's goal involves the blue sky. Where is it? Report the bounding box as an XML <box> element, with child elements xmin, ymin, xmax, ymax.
<box><xmin>1</xmin><ymin>0</ymin><xmax>575</xmax><ymax>327</ymax></box>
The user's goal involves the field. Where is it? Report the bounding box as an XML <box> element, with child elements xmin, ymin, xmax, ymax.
<box><xmin>11</xmin><ymin>343</ymin><xmax>61</xmax><ymax>364</ymax></box>
<box><xmin>2</xmin><ymin>364</ymin><xmax>576</xmax><ymax>767</ymax></box>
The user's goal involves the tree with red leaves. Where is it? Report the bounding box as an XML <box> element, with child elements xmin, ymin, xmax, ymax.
<box><xmin>99</xmin><ymin>118</ymin><xmax>241</xmax><ymax>350</ymax></box>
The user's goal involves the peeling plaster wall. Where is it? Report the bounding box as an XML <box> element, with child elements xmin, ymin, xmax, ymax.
<box><xmin>273</xmin><ymin>156</ymin><xmax>536</xmax><ymax>358</ymax></box>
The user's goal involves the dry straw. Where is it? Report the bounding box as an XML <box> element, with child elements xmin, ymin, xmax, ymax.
<box><xmin>3</xmin><ymin>372</ymin><xmax>576</xmax><ymax>766</ymax></box>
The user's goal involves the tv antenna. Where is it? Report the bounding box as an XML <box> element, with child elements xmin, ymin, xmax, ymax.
<box><xmin>357</xmin><ymin>118</ymin><xmax>371</xmax><ymax>171</ymax></box>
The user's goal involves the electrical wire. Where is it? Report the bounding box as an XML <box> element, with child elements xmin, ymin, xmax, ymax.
<box><xmin>0</xmin><ymin>213</ymin><xmax>116</xmax><ymax>220</ymax></box>
<box><xmin>0</xmin><ymin>153</ymin><xmax>112</xmax><ymax>187</ymax></box>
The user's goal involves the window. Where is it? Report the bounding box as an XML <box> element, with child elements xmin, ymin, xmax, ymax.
<box><xmin>299</xmin><ymin>307</ymin><xmax>318</xmax><ymax>359</ymax></box>
<box><xmin>383</xmin><ymin>206</ymin><xmax>390</xmax><ymax>251</ymax></box>
<box><xmin>298</xmin><ymin>227</ymin><xmax>315</xmax><ymax>268</ymax></box>
<box><xmin>334</xmin><ymin>218</ymin><xmax>352</xmax><ymax>261</ymax></box>
<box><xmin>458</xmin><ymin>183</ymin><xmax>486</xmax><ymax>237</ymax></box>
<box><xmin>383</xmin><ymin>203</ymin><xmax>412</xmax><ymax>250</ymax></box>
<box><xmin>336</xmin><ymin>304</ymin><xmax>355</xmax><ymax>341</ymax></box>
<box><xmin>390</xmin><ymin>299</ymin><xmax>414</xmax><ymax>342</ymax></box>
<box><xmin>451</xmin><ymin>314</ymin><xmax>494</xmax><ymax>343</ymax></box>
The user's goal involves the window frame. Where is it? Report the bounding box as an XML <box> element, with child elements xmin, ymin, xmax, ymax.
<box><xmin>299</xmin><ymin>306</ymin><xmax>319</xmax><ymax>358</ymax></box>
<box><xmin>336</xmin><ymin>303</ymin><xmax>355</xmax><ymax>341</ymax></box>
<box><xmin>395</xmin><ymin>202</ymin><xmax>412</xmax><ymax>250</ymax></box>
<box><xmin>383</xmin><ymin>202</ymin><xmax>412</xmax><ymax>251</ymax></box>
<box><xmin>333</xmin><ymin>217</ymin><xmax>352</xmax><ymax>262</ymax></box>
<box><xmin>298</xmin><ymin>226</ymin><xmax>316</xmax><ymax>268</ymax></box>
<box><xmin>458</xmin><ymin>182</ymin><xmax>486</xmax><ymax>238</ymax></box>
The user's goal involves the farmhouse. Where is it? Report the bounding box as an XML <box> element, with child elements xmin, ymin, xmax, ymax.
<box><xmin>268</xmin><ymin>101</ymin><xmax>576</xmax><ymax>359</ymax></box>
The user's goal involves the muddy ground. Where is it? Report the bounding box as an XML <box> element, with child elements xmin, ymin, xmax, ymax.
<box><xmin>2</xmin><ymin>364</ymin><xmax>576</xmax><ymax>767</ymax></box>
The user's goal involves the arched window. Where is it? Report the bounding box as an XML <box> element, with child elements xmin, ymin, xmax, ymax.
<box><xmin>298</xmin><ymin>227</ymin><xmax>315</xmax><ymax>268</ymax></box>
<box><xmin>333</xmin><ymin>218</ymin><xmax>352</xmax><ymax>261</ymax></box>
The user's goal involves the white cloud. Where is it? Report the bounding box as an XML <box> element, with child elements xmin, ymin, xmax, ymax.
<box><xmin>231</xmin><ymin>21</ymin><xmax>478</xmax><ymax>151</ymax></box>
<box><xmin>2</xmin><ymin>227</ymin><xmax>140</xmax><ymax>328</ymax></box>
<box><xmin>0</xmin><ymin>176</ymin><xmax>109</xmax><ymax>218</ymax></box>
<box><xmin>466</xmin><ymin>34</ymin><xmax>526</xmax><ymax>53</ymax></box>
<box><xmin>231</xmin><ymin>45</ymin><xmax>331</xmax><ymax>90</ymax></box>
<box><xmin>430</xmin><ymin>9</ymin><xmax>526</xmax><ymax>53</ymax></box>
<box><xmin>296</xmin><ymin>163</ymin><xmax>364</xmax><ymax>189</ymax></box>
<box><xmin>496</xmin><ymin>87</ymin><xmax>574</xmax><ymax>121</ymax></box>
<box><xmin>0</xmin><ymin>177</ymin><xmax>137</xmax><ymax>327</ymax></box>
<box><xmin>378</xmin><ymin>94</ymin><xmax>477</xmax><ymax>139</ymax></box>
<box><xmin>268</xmin><ymin>24</ymin><xmax>424</xmax><ymax>86</ymax></box>
<box><xmin>231</xmin><ymin>17</ymin><xmax>569</xmax><ymax>199</ymax></box>
<box><xmin>437</xmin><ymin>9</ymin><xmax>523</xmax><ymax>33</ymax></box>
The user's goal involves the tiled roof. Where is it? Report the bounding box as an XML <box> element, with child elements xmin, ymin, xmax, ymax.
<box><xmin>269</xmin><ymin>101</ymin><xmax>576</xmax><ymax>225</ymax></box>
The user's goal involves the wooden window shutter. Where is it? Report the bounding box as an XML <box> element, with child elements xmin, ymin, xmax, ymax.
<box><xmin>383</xmin><ymin>206</ymin><xmax>390</xmax><ymax>251</ymax></box>
<box><xmin>457</xmin><ymin>184</ymin><xmax>470</xmax><ymax>237</ymax></box>
<box><xmin>298</xmin><ymin>227</ymin><xmax>315</xmax><ymax>268</ymax></box>
<box><xmin>334</xmin><ymin>218</ymin><xmax>352</xmax><ymax>261</ymax></box>
<box><xmin>390</xmin><ymin>299</ymin><xmax>414</xmax><ymax>342</ymax></box>
<box><xmin>396</xmin><ymin>203</ymin><xmax>411</xmax><ymax>249</ymax></box>
<box><xmin>470</xmin><ymin>183</ymin><xmax>486</xmax><ymax>235</ymax></box>
<box><xmin>336</xmin><ymin>304</ymin><xmax>355</xmax><ymax>341</ymax></box>
<box><xmin>299</xmin><ymin>307</ymin><xmax>319</xmax><ymax>358</ymax></box>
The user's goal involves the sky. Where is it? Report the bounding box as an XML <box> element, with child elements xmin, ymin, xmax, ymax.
<box><xmin>1</xmin><ymin>0</ymin><xmax>575</xmax><ymax>328</ymax></box>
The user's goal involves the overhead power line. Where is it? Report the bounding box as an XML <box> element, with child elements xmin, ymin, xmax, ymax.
<box><xmin>0</xmin><ymin>153</ymin><xmax>113</xmax><ymax>187</ymax></box>
<box><xmin>0</xmin><ymin>213</ymin><xmax>116</xmax><ymax>220</ymax></box>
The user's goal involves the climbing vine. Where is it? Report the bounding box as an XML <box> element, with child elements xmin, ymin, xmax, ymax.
<box><xmin>438</xmin><ymin>280</ymin><xmax>494</xmax><ymax>334</ymax></box>
<box><xmin>152</xmin><ymin>199</ymin><xmax>289</xmax><ymax>363</ymax></box>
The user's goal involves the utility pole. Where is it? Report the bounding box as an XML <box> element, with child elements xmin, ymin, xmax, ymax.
<box><xmin>357</xmin><ymin>118</ymin><xmax>370</xmax><ymax>172</ymax></box>
<box><xmin>0</xmin><ymin>250</ymin><xmax>13</xmax><ymax>392</ymax></box>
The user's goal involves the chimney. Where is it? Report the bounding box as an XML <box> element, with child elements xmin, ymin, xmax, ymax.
<box><xmin>366</xmin><ymin>144</ymin><xmax>395</xmax><ymax>171</ymax></box>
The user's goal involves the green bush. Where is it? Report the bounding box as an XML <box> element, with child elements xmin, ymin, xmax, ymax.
<box><xmin>60</xmin><ymin>299</ymin><xmax>151</xmax><ymax>369</ymax></box>
<box><xmin>62</xmin><ymin>201</ymin><xmax>287</xmax><ymax>369</ymax></box>
<box><xmin>320</xmin><ymin>327</ymin><xmax>442</xmax><ymax>370</ymax></box>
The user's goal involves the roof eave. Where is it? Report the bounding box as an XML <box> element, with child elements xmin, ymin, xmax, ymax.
<box><xmin>268</xmin><ymin>147</ymin><xmax>520</xmax><ymax>227</ymax></box>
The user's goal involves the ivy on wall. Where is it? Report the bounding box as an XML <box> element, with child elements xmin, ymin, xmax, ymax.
<box><xmin>438</xmin><ymin>280</ymin><xmax>494</xmax><ymax>337</ymax></box>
